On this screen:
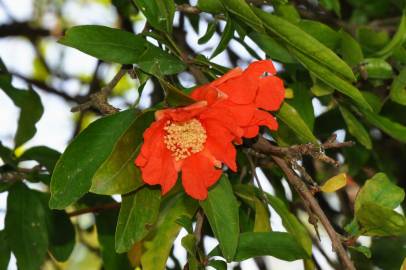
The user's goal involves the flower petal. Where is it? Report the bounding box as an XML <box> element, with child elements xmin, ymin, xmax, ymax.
<box><xmin>217</xmin><ymin>75</ymin><xmax>258</xmax><ymax>104</ymax></box>
<box><xmin>244</xmin><ymin>60</ymin><xmax>277</xmax><ymax>78</ymax></box>
<box><xmin>255</xmin><ymin>76</ymin><xmax>285</xmax><ymax>111</ymax></box>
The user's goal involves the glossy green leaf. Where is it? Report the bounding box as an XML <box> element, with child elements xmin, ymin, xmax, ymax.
<box><xmin>115</xmin><ymin>187</ymin><xmax>161</xmax><ymax>253</ymax></box>
<box><xmin>96</xmin><ymin>209</ymin><xmax>131</xmax><ymax>270</ymax></box>
<box><xmin>249</xmin><ymin>32</ymin><xmax>295</xmax><ymax>63</ymax></box>
<box><xmin>390</xmin><ymin>67</ymin><xmax>406</xmax><ymax>105</ymax></box>
<box><xmin>159</xmin><ymin>79</ymin><xmax>195</xmax><ymax>107</ymax></box>
<box><xmin>277</xmin><ymin>102</ymin><xmax>318</xmax><ymax>143</ymax></box>
<box><xmin>200</xmin><ymin>175</ymin><xmax>239</xmax><ymax>261</ymax></box>
<box><xmin>339</xmin><ymin>106</ymin><xmax>372</xmax><ymax>149</ymax></box>
<box><xmin>0</xmin><ymin>141</ymin><xmax>16</xmax><ymax>167</ymax></box>
<box><xmin>361</xmin><ymin>58</ymin><xmax>393</xmax><ymax>79</ymax></box>
<box><xmin>198</xmin><ymin>20</ymin><xmax>217</xmax><ymax>44</ymax></box>
<box><xmin>208</xmin><ymin>260</ymin><xmax>227</xmax><ymax>270</ymax></box>
<box><xmin>292</xmin><ymin>49</ymin><xmax>372</xmax><ymax>110</ymax></box>
<box><xmin>310</xmin><ymin>81</ymin><xmax>334</xmax><ymax>97</ymax></box>
<box><xmin>91</xmin><ymin>110</ymin><xmax>155</xmax><ymax>195</ymax></box>
<box><xmin>253</xmin><ymin>8</ymin><xmax>355</xmax><ymax>81</ymax></box>
<box><xmin>49</xmin><ymin>109</ymin><xmax>137</xmax><ymax>209</ymax></box>
<box><xmin>46</xmin><ymin>210</ymin><xmax>75</xmax><ymax>262</ymax></box>
<box><xmin>197</xmin><ymin>0</ymin><xmax>224</xmax><ymax>14</ymax></box>
<box><xmin>141</xmin><ymin>193</ymin><xmax>198</xmax><ymax>270</ymax></box>
<box><xmin>274</xmin><ymin>4</ymin><xmax>300</xmax><ymax>24</ymax></box>
<box><xmin>5</xmin><ymin>184</ymin><xmax>48</xmax><ymax>270</ymax></box>
<box><xmin>0</xmin><ymin>230</ymin><xmax>10</xmax><ymax>270</ymax></box>
<box><xmin>210</xmin><ymin>232</ymin><xmax>309</xmax><ymax>261</ymax></box>
<box><xmin>349</xmin><ymin>245</ymin><xmax>371</xmax><ymax>259</ymax></box>
<box><xmin>0</xmin><ymin>79</ymin><xmax>43</xmax><ymax>147</ymax></box>
<box><xmin>339</xmin><ymin>30</ymin><xmax>364</xmax><ymax>66</ymax></box>
<box><xmin>19</xmin><ymin>146</ymin><xmax>60</xmax><ymax>173</ymax></box>
<box><xmin>288</xmin><ymin>83</ymin><xmax>315</xmax><ymax>130</ymax></box>
<box><xmin>59</xmin><ymin>25</ymin><xmax>185</xmax><ymax>75</ymax></box>
<box><xmin>211</xmin><ymin>18</ymin><xmax>234</xmax><ymax>59</ymax></box>
<box><xmin>133</xmin><ymin>0</ymin><xmax>175</xmax><ymax>33</ymax></box>
<box><xmin>357</xmin><ymin>203</ymin><xmax>406</xmax><ymax>236</ymax></box>
<box><xmin>357</xmin><ymin>27</ymin><xmax>389</xmax><ymax>53</ymax></box>
<box><xmin>219</xmin><ymin>0</ymin><xmax>264</xmax><ymax>32</ymax></box>
<box><xmin>298</xmin><ymin>20</ymin><xmax>340</xmax><ymax>50</ymax></box>
<box><xmin>355</xmin><ymin>172</ymin><xmax>404</xmax><ymax>213</ymax></box>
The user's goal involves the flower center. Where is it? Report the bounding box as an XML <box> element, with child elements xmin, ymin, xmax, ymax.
<box><xmin>164</xmin><ymin>119</ymin><xmax>207</xmax><ymax>161</ymax></box>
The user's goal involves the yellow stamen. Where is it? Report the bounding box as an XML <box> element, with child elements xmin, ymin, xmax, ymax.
<box><xmin>164</xmin><ymin>119</ymin><xmax>207</xmax><ymax>161</ymax></box>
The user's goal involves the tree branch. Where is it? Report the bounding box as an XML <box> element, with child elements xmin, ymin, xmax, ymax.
<box><xmin>67</xmin><ymin>202</ymin><xmax>120</xmax><ymax>217</ymax></box>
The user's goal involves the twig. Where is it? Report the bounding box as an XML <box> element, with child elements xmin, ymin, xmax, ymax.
<box><xmin>68</xmin><ymin>202</ymin><xmax>120</xmax><ymax>217</ymax></box>
<box><xmin>194</xmin><ymin>209</ymin><xmax>204</xmax><ymax>244</ymax></box>
<box><xmin>71</xmin><ymin>68</ymin><xmax>128</xmax><ymax>115</ymax></box>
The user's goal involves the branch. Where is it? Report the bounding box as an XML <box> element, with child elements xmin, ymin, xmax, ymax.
<box><xmin>67</xmin><ymin>202</ymin><xmax>120</xmax><ymax>217</ymax></box>
<box><xmin>0</xmin><ymin>22</ymin><xmax>50</xmax><ymax>38</ymax></box>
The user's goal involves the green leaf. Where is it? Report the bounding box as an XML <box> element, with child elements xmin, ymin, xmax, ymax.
<box><xmin>292</xmin><ymin>49</ymin><xmax>372</xmax><ymax>110</ymax></box>
<box><xmin>219</xmin><ymin>0</ymin><xmax>264</xmax><ymax>32</ymax></box>
<box><xmin>115</xmin><ymin>187</ymin><xmax>161</xmax><ymax>253</ymax></box>
<box><xmin>374</xmin><ymin>10</ymin><xmax>406</xmax><ymax>59</ymax></box>
<box><xmin>200</xmin><ymin>175</ymin><xmax>239</xmax><ymax>261</ymax></box>
<box><xmin>357</xmin><ymin>203</ymin><xmax>406</xmax><ymax>236</ymax></box>
<box><xmin>390</xmin><ymin>67</ymin><xmax>406</xmax><ymax>105</ymax></box>
<box><xmin>96</xmin><ymin>209</ymin><xmax>131</xmax><ymax>270</ymax></box>
<box><xmin>253</xmin><ymin>8</ymin><xmax>355</xmax><ymax>82</ymax></box>
<box><xmin>0</xmin><ymin>141</ymin><xmax>16</xmax><ymax>167</ymax></box>
<box><xmin>249</xmin><ymin>32</ymin><xmax>295</xmax><ymax>63</ymax></box>
<box><xmin>361</xmin><ymin>58</ymin><xmax>393</xmax><ymax>80</ymax></box>
<box><xmin>197</xmin><ymin>0</ymin><xmax>225</xmax><ymax>14</ymax></box>
<box><xmin>319</xmin><ymin>0</ymin><xmax>340</xmax><ymax>17</ymax></box>
<box><xmin>159</xmin><ymin>79</ymin><xmax>195</xmax><ymax>106</ymax></box>
<box><xmin>298</xmin><ymin>20</ymin><xmax>340</xmax><ymax>50</ymax></box>
<box><xmin>19</xmin><ymin>146</ymin><xmax>60</xmax><ymax>173</ymax></box>
<box><xmin>339</xmin><ymin>106</ymin><xmax>372</xmax><ymax>149</ymax></box>
<box><xmin>211</xmin><ymin>18</ymin><xmax>234</xmax><ymax>59</ymax></box>
<box><xmin>349</xmin><ymin>245</ymin><xmax>371</xmax><ymax>259</ymax></box>
<box><xmin>47</xmin><ymin>210</ymin><xmax>75</xmax><ymax>261</ymax></box>
<box><xmin>181</xmin><ymin>234</ymin><xmax>197</xmax><ymax>257</ymax></box>
<box><xmin>133</xmin><ymin>0</ymin><xmax>175</xmax><ymax>33</ymax></box>
<box><xmin>277</xmin><ymin>102</ymin><xmax>318</xmax><ymax>143</ymax></box>
<box><xmin>5</xmin><ymin>184</ymin><xmax>48</xmax><ymax>270</ymax></box>
<box><xmin>355</xmin><ymin>172</ymin><xmax>404</xmax><ymax>213</ymax></box>
<box><xmin>288</xmin><ymin>83</ymin><xmax>315</xmax><ymax>130</ymax></box>
<box><xmin>339</xmin><ymin>30</ymin><xmax>364</xmax><ymax>66</ymax></box>
<box><xmin>59</xmin><ymin>25</ymin><xmax>185</xmax><ymax>75</ymax></box>
<box><xmin>90</xmin><ymin>110</ymin><xmax>155</xmax><ymax>195</ymax></box>
<box><xmin>198</xmin><ymin>20</ymin><xmax>217</xmax><ymax>44</ymax></box>
<box><xmin>210</xmin><ymin>232</ymin><xmax>309</xmax><ymax>261</ymax></box>
<box><xmin>310</xmin><ymin>80</ymin><xmax>334</xmax><ymax>97</ymax></box>
<box><xmin>49</xmin><ymin>109</ymin><xmax>137</xmax><ymax>209</ymax></box>
<box><xmin>208</xmin><ymin>260</ymin><xmax>227</xmax><ymax>270</ymax></box>
<box><xmin>0</xmin><ymin>79</ymin><xmax>44</xmax><ymax>147</ymax></box>
<box><xmin>0</xmin><ymin>230</ymin><xmax>10</xmax><ymax>270</ymax></box>
<box><xmin>141</xmin><ymin>193</ymin><xmax>198</xmax><ymax>270</ymax></box>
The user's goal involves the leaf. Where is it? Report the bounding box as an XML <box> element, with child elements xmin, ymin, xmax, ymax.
<box><xmin>133</xmin><ymin>0</ymin><xmax>175</xmax><ymax>33</ymax></box>
<box><xmin>319</xmin><ymin>0</ymin><xmax>340</xmax><ymax>17</ymax></box>
<box><xmin>355</xmin><ymin>172</ymin><xmax>405</xmax><ymax>213</ymax></box>
<box><xmin>339</xmin><ymin>106</ymin><xmax>372</xmax><ymax>149</ymax></box>
<box><xmin>197</xmin><ymin>0</ymin><xmax>225</xmax><ymax>14</ymax></box>
<box><xmin>159</xmin><ymin>79</ymin><xmax>195</xmax><ymax>106</ymax></box>
<box><xmin>292</xmin><ymin>49</ymin><xmax>372</xmax><ymax>110</ymax></box>
<box><xmin>210</xmin><ymin>232</ymin><xmax>309</xmax><ymax>261</ymax></box>
<box><xmin>115</xmin><ymin>187</ymin><xmax>161</xmax><ymax>253</ymax></box>
<box><xmin>96</xmin><ymin>209</ymin><xmax>132</xmax><ymax>270</ymax></box>
<box><xmin>288</xmin><ymin>83</ymin><xmax>315</xmax><ymax>130</ymax></box>
<box><xmin>349</xmin><ymin>245</ymin><xmax>371</xmax><ymax>259</ymax></box>
<box><xmin>141</xmin><ymin>193</ymin><xmax>198</xmax><ymax>270</ymax></box>
<box><xmin>277</xmin><ymin>102</ymin><xmax>318</xmax><ymax>143</ymax></box>
<box><xmin>49</xmin><ymin>109</ymin><xmax>137</xmax><ymax>209</ymax></box>
<box><xmin>357</xmin><ymin>203</ymin><xmax>406</xmax><ymax>236</ymax></box>
<box><xmin>90</xmin><ymin>110</ymin><xmax>155</xmax><ymax>195</ymax></box>
<box><xmin>339</xmin><ymin>30</ymin><xmax>364</xmax><ymax>66</ymax></box>
<box><xmin>211</xmin><ymin>18</ymin><xmax>234</xmax><ymax>59</ymax></box>
<box><xmin>0</xmin><ymin>78</ymin><xmax>44</xmax><ymax>147</ymax></box>
<box><xmin>19</xmin><ymin>146</ymin><xmax>61</xmax><ymax>173</ymax></box>
<box><xmin>298</xmin><ymin>20</ymin><xmax>340</xmax><ymax>50</ymax></box>
<box><xmin>219</xmin><ymin>0</ymin><xmax>264</xmax><ymax>32</ymax></box>
<box><xmin>390</xmin><ymin>67</ymin><xmax>406</xmax><ymax>105</ymax></box>
<box><xmin>0</xmin><ymin>230</ymin><xmax>10</xmax><ymax>270</ymax></box>
<box><xmin>361</xmin><ymin>58</ymin><xmax>393</xmax><ymax>80</ymax></box>
<box><xmin>0</xmin><ymin>141</ymin><xmax>16</xmax><ymax>167</ymax></box>
<box><xmin>249</xmin><ymin>32</ymin><xmax>295</xmax><ymax>63</ymax></box>
<box><xmin>5</xmin><ymin>183</ymin><xmax>48</xmax><ymax>270</ymax></box>
<box><xmin>47</xmin><ymin>210</ymin><xmax>75</xmax><ymax>261</ymax></box>
<box><xmin>374</xmin><ymin>10</ymin><xmax>406</xmax><ymax>59</ymax></box>
<box><xmin>320</xmin><ymin>173</ymin><xmax>347</xmax><ymax>193</ymax></box>
<box><xmin>59</xmin><ymin>25</ymin><xmax>185</xmax><ymax>75</ymax></box>
<box><xmin>200</xmin><ymin>175</ymin><xmax>239</xmax><ymax>261</ymax></box>
<box><xmin>253</xmin><ymin>8</ymin><xmax>355</xmax><ymax>81</ymax></box>
<box><xmin>311</xmin><ymin>80</ymin><xmax>334</xmax><ymax>97</ymax></box>
<box><xmin>198</xmin><ymin>20</ymin><xmax>217</xmax><ymax>44</ymax></box>
<box><xmin>208</xmin><ymin>260</ymin><xmax>227</xmax><ymax>270</ymax></box>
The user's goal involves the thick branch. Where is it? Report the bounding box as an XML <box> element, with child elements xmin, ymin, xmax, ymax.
<box><xmin>0</xmin><ymin>22</ymin><xmax>50</xmax><ymax>38</ymax></box>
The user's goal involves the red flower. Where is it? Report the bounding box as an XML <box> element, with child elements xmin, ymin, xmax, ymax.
<box><xmin>191</xmin><ymin>60</ymin><xmax>285</xmax><ymax>138</ymax></box>
<box><xmin>135</xmin><ymin>101</ymin><xmax>243</xmax><ymax>200</ymax></box>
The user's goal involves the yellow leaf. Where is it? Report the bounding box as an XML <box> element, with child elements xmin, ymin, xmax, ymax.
<box><xmin>321</xmin><ymin>173</ymin><xmax>347</xmax><ymax>193</ymax></box>
<box><xmin>285</xmin><ymin>88</ymin><xmax>294</xmax><ymax>99</ymax></box>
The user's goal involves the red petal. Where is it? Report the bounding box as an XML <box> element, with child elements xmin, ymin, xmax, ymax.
<box><xmin>244</xmin><ymin>60</ymin><xmax>276</xmax><ymax>78</ymax></box>
<box><xmin>251</xmin><ymin>110</ymin><xmax>279</xmax><ymax>131</ymax></box>
<box><xmin>217</xmin><ymin>75</ymin><xmax>258</xmax><ymax>104</ymax></box>
<box><xmin>243</xmin><ymin>126</ymin><xmax>259</xmax><ymax>138</ymax></box>
<box><xmin>181</xmin><ymin>152</ymin><xmax>222</xmax><ymax>200</ymax></box>
<box><xmin>216</xmin><ymin>101</ymin><xmax>256</xmax><ymax>127</ymax></box>
<box><xmin>255</xmin><ymin>76</ymin><xmax>285</xmax><ymax>111</ymax></box>
<box><xmin>212</xmin><ymin>67</ymin><xmax>243</xmax><ymax>86</ymax></box>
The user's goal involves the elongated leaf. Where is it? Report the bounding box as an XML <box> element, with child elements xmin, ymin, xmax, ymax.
<box><xmin>249</xmin><ymin>32</ymin><xmax>295</xmax><ymax>63</ymax></box>
<box><xmin>5</xmin><ymin>184</ymin><xmax>48</xmax><ymax>270</ymax></box>
<box><xmin>292</xmin><ymin>49</ymin><xmax>371</xmax><ymax>110</ymax></box>
<box><xmin>355</xmin><ymin>172</ymin><xmax>404</xmax><ymax>213</ymax></box>
<box><xmin>47</xmin><ymin>210</ymin><xmax>75</xmax><ymax>262</ymax></box>
<box><xmin>339</xmin><ymin>106</ymin><xmax>372</xmax><ymax>149</ymax></box>
<box><xmin>200</xmin><ymin>175</ymin><xmax>239</xmax><ymax>261</ymax></box>
<box><xmin>159</xmin><ymin>79</ymin><xmax>195</xmax><ymax>106</ymax></box>
<box><xmin>298</xmin><ymin>20</ymin><xmax>340</xmax><ymax>50</ymax></box>
<box><xmin>320</xmin><ymin>173</ymin><xmax>347</xmax><ymax>193</ymax></box>
<box><xmin>49</xmin><ymin>109</ymin><xmax>137</xmax><ymax>209</ymax></box>
<box><xmin>141</xmin><ymin>193</ymin><xmax>198</xmax><ymax>270</ymax></box>
<box><xmin>390</xmin><ymin>67</ymin><xmax>406</xmax><ymax>105</ymax></box>
<box><xmin>197</xmin><ymin>0</ymin><xmax>224</xmax><ymax>14</ymax></box>
<box><xmin>199</xmin><ymin>20</ymin><xmax>217</xmax><ymax>44</ymax></box>
<box><xmin>91</xmin><ymin>111</ymin><xmax>155</xmax><ymax>195</ymax></box>
<box><xmin>59</xmin><ymin>25</ymin><xmax>185</xmax><ymax>75</ymax></box>
<box><xmin>219</xmin><ymin>0</ymin><xmax>264</xmax><ymax>31</ymax></box>
<box><xmin>339</xmin><ymin>30</ymin><xmax>363</xmax><ymax>66</ymax></box>
<box><xmin>277</xmin><ymin>102</ymin><xmax>318</xmax><ymax>143</ymax></box>
<box><xmin>19</xmin><ymin>146</ymin><xmax>60</xmax><ymax>173</ymax></box>
<box><xmin>211</xmin><ymin>18</ymin><xmax>234</xmax><ymax>59</ymax></box>
<box><xmin>253</xmin><ymin>8</ymin><xmax>355</xmax><ymax>81</ymax></box>
<box><xmin>361</xmin><ymin>58</ymin><xmax>393</xmax><ymax>79</ymax></box>
<box><xmin>133</xmin><ymin>0</ymin><xmax>174</xmax><ymax>33</ymax></box>
<box><xmin>210</xmin><ymin>232</ymin><xmax>309</xmax><ymax>261</ymax></box>
<box><xmin>0</xmin><ymin>78</ymin><xmax>43</xmax><ymax>147</ymax></box>
<box><xmin>115</xmin><ymin>187</ymin><xmax>161</xmax><ymax>253</ymax></box>
<box><xmin>0</xmin><ymin>230</ymin><xmax>10</xmax><ymax>270</ymax></box>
